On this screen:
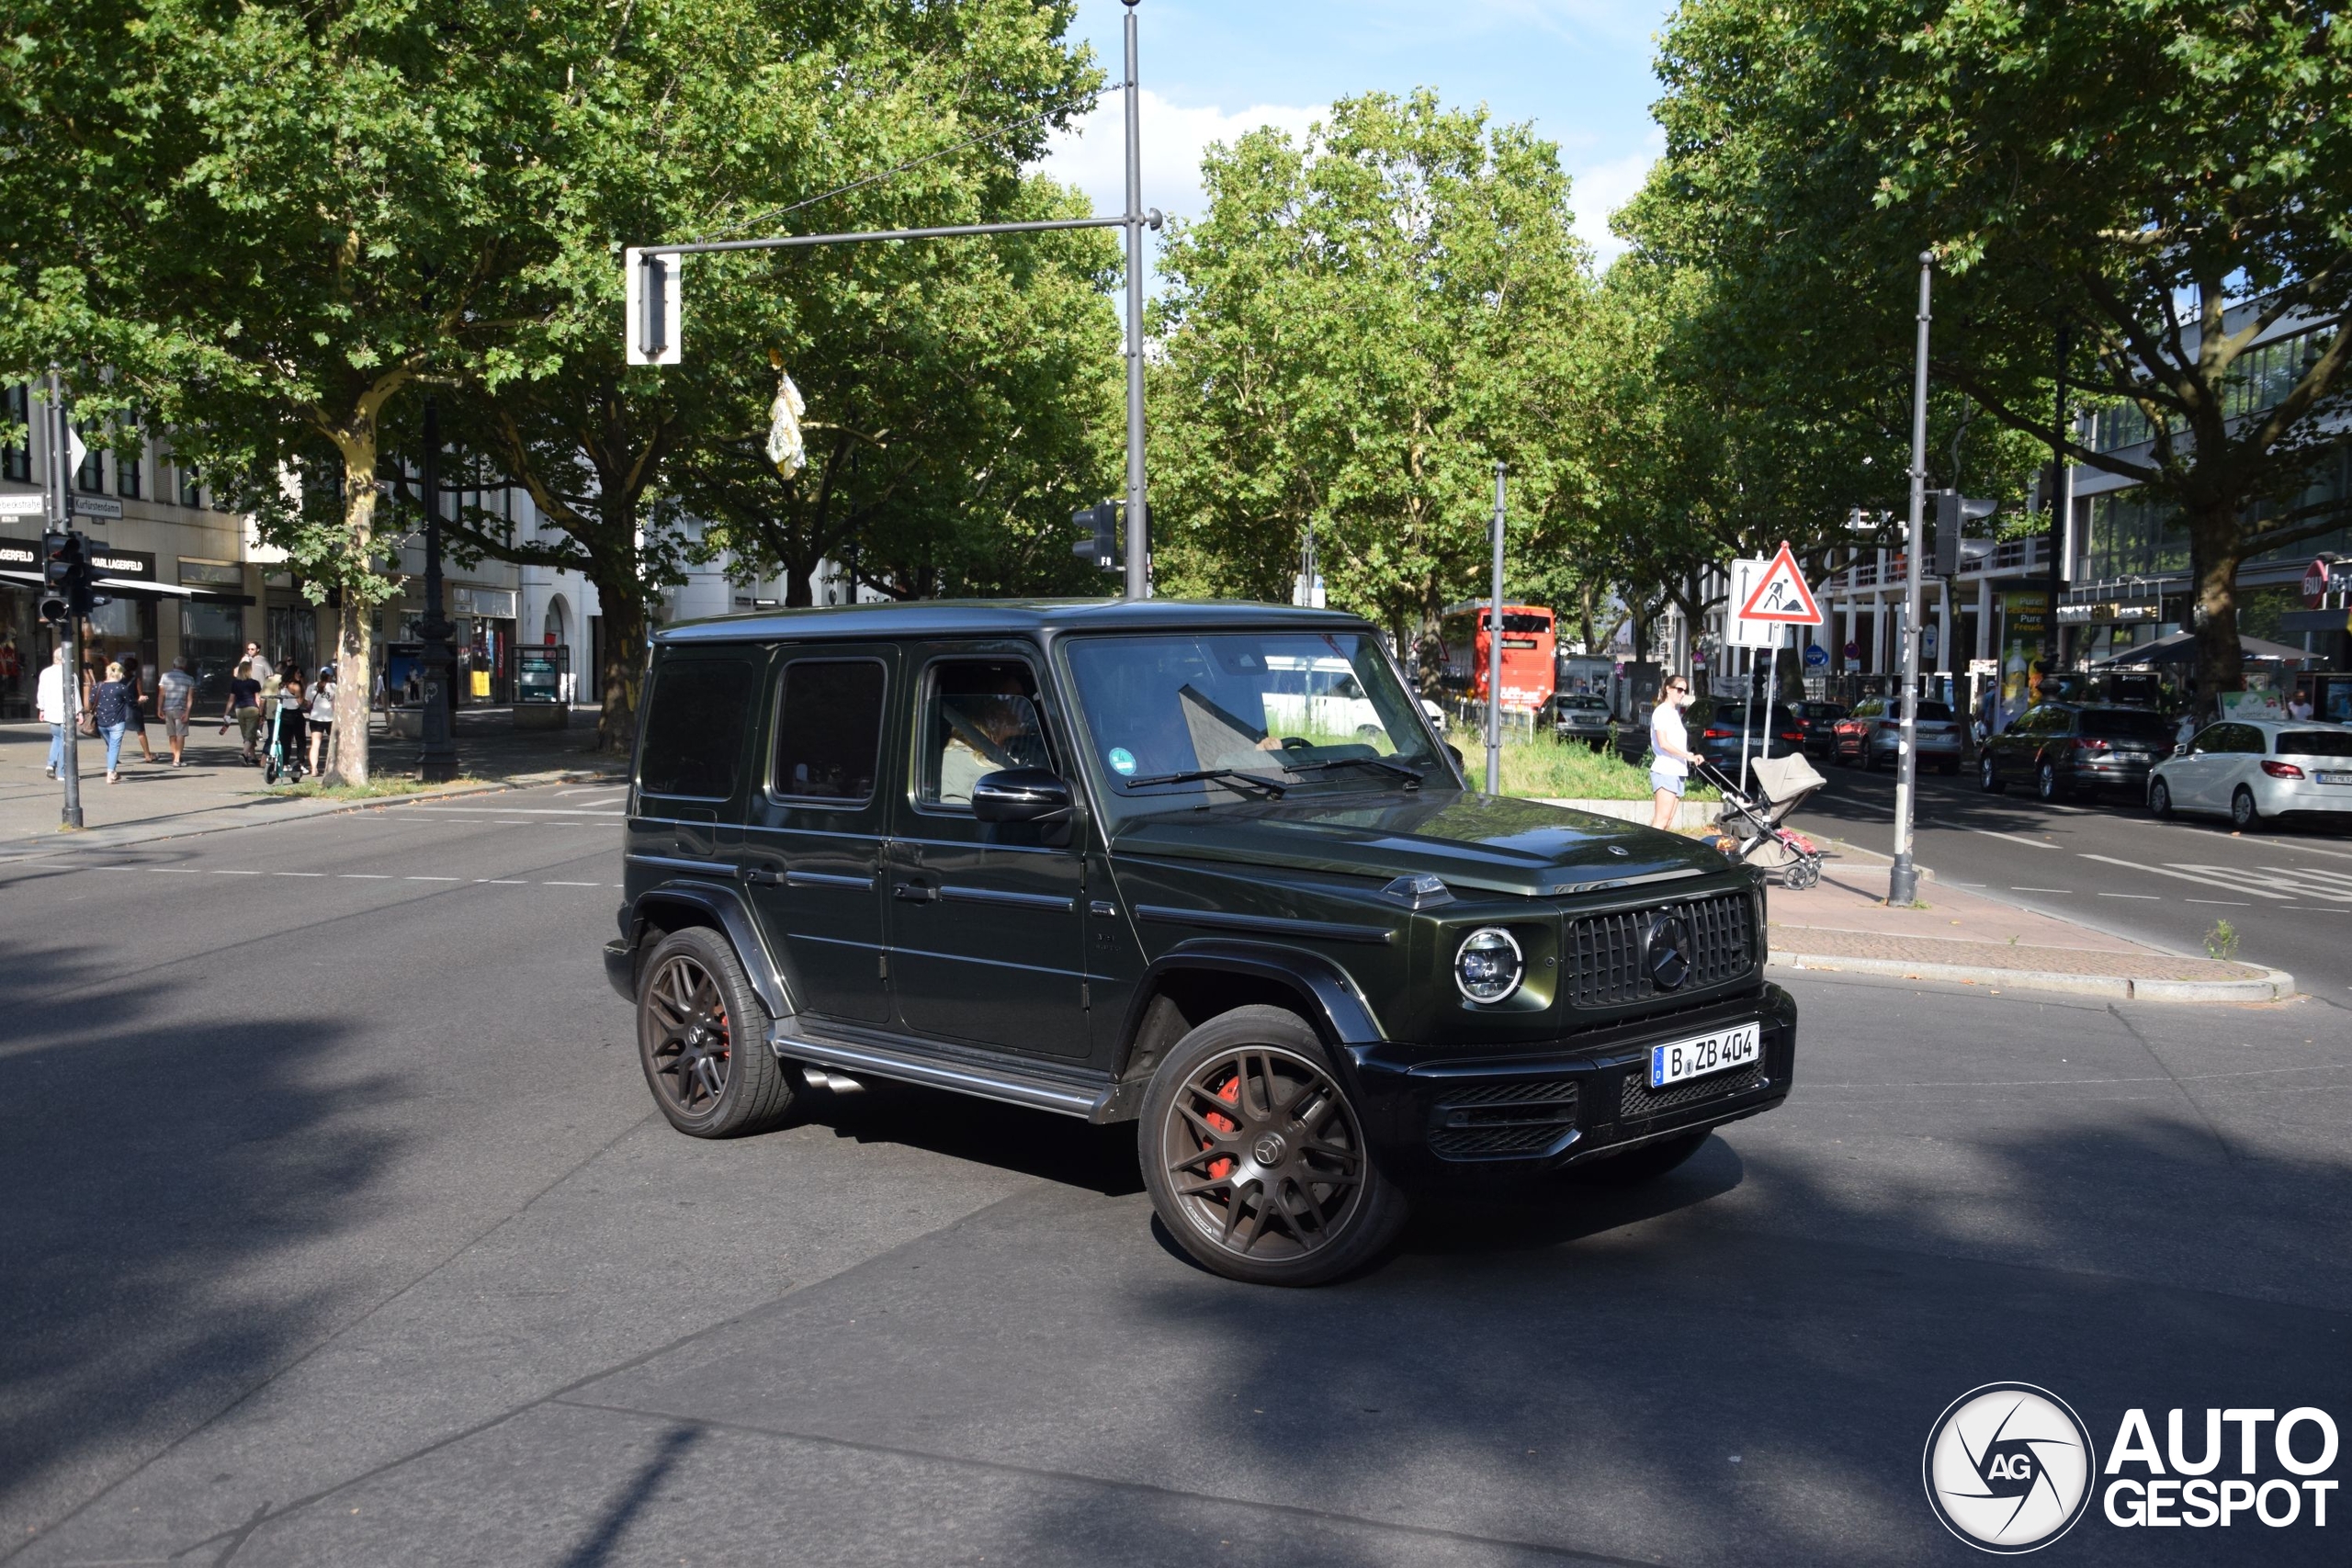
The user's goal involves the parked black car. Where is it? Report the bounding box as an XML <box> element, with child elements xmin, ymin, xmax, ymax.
<box><xmin>1792</xmin><ymin>701</ymin><xmax>1847</xmax><ymax>759</ymax></box>
<box><xmin>606</xmin><ymin>601</ymin><xmax>1796</xmax><ymax>1286</ymax></box>
<box><xmin>1979</xmin><ymin>702</ymin><xmax>2174</xmax><ymax>801</ymax></box>
<box><xmin>1690</xmin><ymin>702</ymin><xmax>1810</xmax><ymax>774</ymax></box>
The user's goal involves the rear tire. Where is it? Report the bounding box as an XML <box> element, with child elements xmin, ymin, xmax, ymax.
<box><xmin>636</xmin><ymin>927</ymin><xmax>796</xmax><ymax>1138</ymax></box>
<box><xmin>1141</xmin><ymin>1005</ymin><xmax>1407</xmax><ymax>1286</ymax></box>
<box><xmin>1979</xmin><ymin>753</ymin><xmax>2005</xmax><ymax>795</ymax></box>
<box><xmin>2036</xmin><ymin>760</ymin><xmax>2064</xmax><ymax>803</ymax></box>
<box><xmin>2231</xmin><ymin>785</ymin><xmax>2261</xmax><ymax>832</ymax></box>
<box><xmin>2149</xmin><ymin>778</ymin><xmax>2174</xmax><ymax>819</ymax></box>
<box><xmin>1567</xmin><ymin>1130</ymin><xmax>1710</xmax><ymax>1186</ymax></box>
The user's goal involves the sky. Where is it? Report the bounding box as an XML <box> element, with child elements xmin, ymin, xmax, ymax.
<box><xmin>1039</xmin><ymin>0</ymin><xmax>1675</xmax><ymax>267</ymax></box>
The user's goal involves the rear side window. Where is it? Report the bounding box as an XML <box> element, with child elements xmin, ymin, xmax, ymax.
<box><xmin>1915</xmin><ymin>702</ymin><xmax>1954</xmax><ymax>720</ymax></box>
<box><xmin>639</xmin><ymin>657</ymin><xmax>756</xmax><ymax>798</ymax></box>
<box><xmin>2082</xmin><ymin>709</ymin><xmax>2171</xmax><ymax>740</ymax></box>
<box><xmin>775</xmin><ymin>660</ymin><xmax>887</xmax><ymax>802</ymax></box>
<box><xmin>2278</xmin><ymin>729</ymin><xmax>2352</xmax><ymax>759</ymax></box>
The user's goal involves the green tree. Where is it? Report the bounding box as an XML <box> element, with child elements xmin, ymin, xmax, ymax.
<box><xmin>0</xmin><ymin>0</ymin><xmax>603</xmax><ymax>783</ymax></box>
<box><xmin>1149</xmin><ymin>92</ymin><xmax>1611</xmax><ymax>666</ymax></box>
<box><xmin>1637</xmin><ymin>0</ymin><xmax>2352</xmax><ymax>698</ymax></box>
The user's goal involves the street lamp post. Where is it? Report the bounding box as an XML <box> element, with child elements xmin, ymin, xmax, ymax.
<box><xmin>1890</xmin><ymin>251</ymin><xmax>1933</xmax><ymax>908</ymax></box>
<box><xmin>1121</xmin><ymin>0</ymin><xmax>1149</xmax><ymax>601</ymax></box>
<box><xmin>1486</xmin><ymin>461</ymin><xmax>1507</xmax><ymax>795</ymax></box>
<box><xmin>417</xmin><ymin>398</ymin><xmax>458</xmax><ymax>783</ymax></box>
<box><xmin>48</xmin><ymin>368</ymin><xmax>83</xmax><ymax>829</ymax></box>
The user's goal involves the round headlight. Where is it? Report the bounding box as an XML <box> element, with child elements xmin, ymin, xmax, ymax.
<box><xmin>1454</xmin><ymin>926</ymin><xmax>1524</xmax><ymax>1004</ymax></box>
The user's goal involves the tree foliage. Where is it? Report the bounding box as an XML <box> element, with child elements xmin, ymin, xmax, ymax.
<box><xmin>1148</xmin><ymin>93</ymin><xmax>1613</xmax><ymax>666</ymax></box>
<box><xmin>1634</xmin><ymin>0</ymin><xmax>2352</xmax><ymax>694</ymax></box>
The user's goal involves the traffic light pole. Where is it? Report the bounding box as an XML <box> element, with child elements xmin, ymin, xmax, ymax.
<box><xmin>1890</xmin><ymin>252</ymin><xmax>1932</xmax><ymax>908</ymax></box>
<box><xmin>630</xmin><ymin>1</ymin><xmax>1159</xmax><ymax>599</ymax></box>
<box><xmin>1486</xmin><ymin>462</ymin><xmax>1507</xmax><ymax>795</ymax></box>
<box><xmin>417</xmin><ymin>397</ymin><xmax>459</xmax><ymax>783</ymax></box>
<box><xmin>47</xmin><ymin>369</ymin><xmax>83</xmax><ymax>829</ymax></box>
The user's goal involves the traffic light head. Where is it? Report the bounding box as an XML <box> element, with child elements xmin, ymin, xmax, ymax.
<box><xmin>42</xmin><ymin>530</ymin><xmax>77</xmax><ymax>590</ymax></box>
<box><xmin>1070</xmin><ymin>502</ymin><xmax>1120</xmax><ymax>570</ymax></box>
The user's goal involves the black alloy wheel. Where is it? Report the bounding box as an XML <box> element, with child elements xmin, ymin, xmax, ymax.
<box><xmin>1979</xmin><ymin>752</ymin><xmax>2005</xmax><ymax>794</ymax></box>
<box><xmin>2231</xmin><ymin>785</ymin><xmax>2262</xmax><ymax>832</ymax></box>
<box><xmin>2149</xmin><ymin>778</ymin><xmax>2174</xmax><ymax>819</ymax></box>
<box><xmin>635</xmin><ymin>926</ymin><xmax>795</xmax><ymax>1137</ymax></box>
<box><xmin>1142</xmin><ymin>1006</ymin><xmax>1406</xmax><ymax>1286</ymax></box>
<box><xmin>2037</xmin><ymin>759</ymin><xmax>2063</xmax><ymax>803</ymax></box>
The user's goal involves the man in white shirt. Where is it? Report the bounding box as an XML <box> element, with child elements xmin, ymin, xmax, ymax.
<box><xmin>157</xmin><ymin>654</ymin><xmax>200</xmax><ymax>767</ymax></box>
<box><xmin>36</xmin><ymin>644</ymin><xmax>72</xmax><ymax>779</ymax></box>
<box><xmin>2288</xmin><ymin>688</ymin><xmax>2314</xmax><ymax>722</ymax></box>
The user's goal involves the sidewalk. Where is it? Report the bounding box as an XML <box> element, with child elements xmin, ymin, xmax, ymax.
<box><xmin>1766</xmin><ymin>856</ymin><xmax>2295</xmax><ymax>1004</ymax></box>
<box><xmin>0</xmin><ymin>706</ymin><xmax>624</xmax><ymax>852</ymax></box>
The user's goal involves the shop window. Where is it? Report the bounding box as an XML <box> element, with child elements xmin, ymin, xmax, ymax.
<box><xmin>1</xmin><ymin>386</ymin><xmax>28</xmax><ymax>483</ymax></box>
<box><xmin>180</xmin><ymin>602</ymin><xmax>244</xmax><ymax>705</ymax></box>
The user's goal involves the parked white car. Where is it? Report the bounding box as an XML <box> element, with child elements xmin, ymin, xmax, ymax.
<box><xmin>2147</xmin><ymin>719</ymin><xmax>2352</xmax><ymax>830</ymax></box>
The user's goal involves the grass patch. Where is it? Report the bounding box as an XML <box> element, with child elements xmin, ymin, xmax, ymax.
<box><xmin>264</xmin><ymin>775</ymin><xmax>492</xmax><ymax>801</ymax></box>
<box><xmin>1449</xmin><ymin>727</ymin><xmax>1719</xmax><ymax>802</ymax></box>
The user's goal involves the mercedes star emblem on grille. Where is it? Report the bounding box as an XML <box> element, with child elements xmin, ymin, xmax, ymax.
<box><xmin>1644</xmin><ymin>911</ymin><xmax>1692</xmax><ymax>989</ymax></box>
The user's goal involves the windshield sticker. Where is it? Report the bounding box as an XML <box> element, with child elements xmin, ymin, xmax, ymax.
<box><xmin>1106</xmin><ymin>746</ymin><xmax>1137</xmax><ymax>777</ymax></box>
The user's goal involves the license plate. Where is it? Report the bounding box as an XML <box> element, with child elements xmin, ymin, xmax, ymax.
<box><xmin>2319</xmin><ymin>771</ymin><xmax>2352</xmax><ymax>786</ymax></box>
<box><xmin>1648</xmin><ymin>1021</ymin><xmax>1763</xmax><ymax>1089</ymax></box>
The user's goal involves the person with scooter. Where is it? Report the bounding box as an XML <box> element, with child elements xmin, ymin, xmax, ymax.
<box><xmin>266</xmin><ymin>662</ymin><xmax>309</xmax><ymax>784</ymax></box>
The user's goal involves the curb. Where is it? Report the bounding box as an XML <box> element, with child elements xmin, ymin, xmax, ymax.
<box><xmin>2</xmin><ymin>767</ymin><xmax>623</xmax><ymax>857</ymax></box>
<box><xmin>1768</xmin><ymin>949</ymin><xmax>2297</xmax><ymax>1005</ymax></box>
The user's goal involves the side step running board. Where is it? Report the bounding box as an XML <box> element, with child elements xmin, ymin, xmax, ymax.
<box><xmin>768</xmin><ymin>1024</ymin><xmax>1125</xmax><ymax>1122</ymax></box>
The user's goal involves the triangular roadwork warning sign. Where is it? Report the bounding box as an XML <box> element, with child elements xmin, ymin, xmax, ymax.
<box><xmin>1739</xmin><ymin>541</ymin><xmax>1824</xmax><ymax>624</ymax></box>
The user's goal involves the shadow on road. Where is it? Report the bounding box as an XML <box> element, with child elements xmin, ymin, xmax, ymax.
<box><xmin>793</xmin><ymin>1077</ymin><xmax>1146</xmax><ymax>1198</ymax></box>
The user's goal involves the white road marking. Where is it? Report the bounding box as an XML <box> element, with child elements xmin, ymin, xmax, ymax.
<box><xmin>409</xmin><ymin>807</ymin><xmax>623</xmax><ymax>818</ymax></box>
<box><xmin>340</xmin><ymin>874</ymin><xmax>391</xmax><ymax>879</ymax></box>
<box><xmin>2098</xmin><ymin>892</ymin><xmax>2160</xmax><ymax>899</ymax></box>
<box><xmin>543</xmin><ymin>880</ymin><xmax>601</xmax><ymax>886</ymax></box>
<box><xmin>272</xmin><ymin>871</ymin><xmax>325</xmax><ymax>877</ymax></box>
<box><xmin>476</xmin><ymin>878</ymin><xmax>528</xmax><ymax>885</ymax></box>
<box><xmin>2186</xmin><ymin>898</ymin><xmax>2250</xmax><ymax>906</ymax></box>
<box><xmin>2013</xmin><ymin>886</ymin><xmax>2072</xmax><ymax>893</ymax></box>
<box><xmin>2077</xmin><ymin>853</ymin><xmax>2293</xmax><ymax>900</ymax></box>
<box><xmin>209</xmin><ymin>869</ymin><xmax>258</xmax><ymax>875</ymax></box>
<box><xmin>1962</xmin><ymin>825</ymin><xmax>2060</xmax><ymax>849</ymax></box>
<box><xmin>404</xmin><ymin>875</ymin><xmax>459</xmax><ymax>882</ymax></box>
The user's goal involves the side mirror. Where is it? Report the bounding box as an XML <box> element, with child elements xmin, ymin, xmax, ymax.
<box><xmin>971</xmin><ymin>768</ymin><xmax>1073</xmax><ymax>823</ymax></box>
<box><xmin>2173</xmin><ymin>742</ymin><xmax>2188</xmax><ymax>758</ymax></box>
<box><xmin>1444</xmin><ymin>742</ymin><xmax>1466</xmax><ymax>773</ymax></box>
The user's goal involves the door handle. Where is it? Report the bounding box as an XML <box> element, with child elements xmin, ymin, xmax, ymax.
<box><xmin>742</xmin><ymin>866</ymin><xmax>784</xmax><ymax>886</ymax></box>
<box><xmin>893</xmin><ymin>883</ymin><xmax>939</xmax><ymax>902</ymax></box>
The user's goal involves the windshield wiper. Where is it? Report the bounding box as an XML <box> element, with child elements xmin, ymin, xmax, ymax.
<box><xmin>1280</xmin><ymin>755</ymin><xmax>1424</xmax><ymax>788</ymax></box>
<box><xmin>1122</xmin><ymin>767</ymin><xmax>1289</xmax><ymax>798</ymax></box>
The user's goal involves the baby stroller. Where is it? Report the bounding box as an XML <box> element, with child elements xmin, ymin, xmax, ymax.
<box><xmin>1693</xmin><ymin>752</ymin><xmax>1826</xmax><ymax>889</ymax></box>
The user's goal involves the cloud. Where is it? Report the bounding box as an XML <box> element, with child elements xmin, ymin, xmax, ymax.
<box><xmin>1041</xmin><ymin>88</ymin><xmax>1325</xmax><ymax>226</ymax></box>
<box><xmin>1568</xmin><ymin>130</ymin><xmax>1662</xmax><ymax>265</ymax></box>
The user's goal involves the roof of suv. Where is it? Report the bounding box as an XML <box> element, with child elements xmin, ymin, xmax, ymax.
<box><xmin>651</xmin><ymin>597</ymin><xmax>1374</xmax><ymax>646</ymax></box>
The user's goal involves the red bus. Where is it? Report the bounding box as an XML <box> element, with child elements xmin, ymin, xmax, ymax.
<box><xmin>1439</xmin><ymin>602</ymin><xmax>1556</xmax><ymax>713</ymax></box>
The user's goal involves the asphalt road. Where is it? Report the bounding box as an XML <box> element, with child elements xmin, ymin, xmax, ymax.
<box><xmin>1781</xmin><ymin>755</ymin><xmax>2352</xmax><ymax>993</ymax></box>
<box><xmin>4</xmin><ymin>784</ymin><xmax>2348</xmax><ymax>1566</ymax></box>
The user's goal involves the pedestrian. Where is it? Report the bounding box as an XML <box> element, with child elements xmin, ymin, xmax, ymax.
<box><xmin>156</xmin><ymin>654</ymin><xmax>199</xmax><ymax>768</ymax></box>
<box><xmin>307</xmin><ymin>662</ymin><xmax>337</xmax><ymax>777</ymax></box>
<box><xmin>2288</xmin><ymin>686</ymin><xmax>2314</xmax><ymax>722</ymax></box>
<box><xmin>93</xmin><ymin>660</ymin><xmax>136</xmax><ymax>784</ymax></box>
<box><xmin>36</xmin><ymin>643</ymin><xmax>71</xmax><ymax>779</ymax></box>
<box><xmin>271</xmin><ymin>662</ymin><xmax>307</xmax><ymax>777</ymax></box>
<box><xmin>222</xmin><ymin>662</ymin><xmax>264</xmax><ymax>761</ymax></box>
<box><xmin>1649</xmin><ymin>674</ymin><xmax>1699</xmax><ymax>831</ymax></box>
<box><xmin>119</xmin><ymin>653</ymin><xmax>158</xmax><ymax>764</ymax></box>
<box><xmin>240</xmin><ymin>640</ymin><xmax>269</xmax><ymax>684</ymax></box>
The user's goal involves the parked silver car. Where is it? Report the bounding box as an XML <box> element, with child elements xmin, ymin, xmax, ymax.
<box><xmin>2148</xmin><ymin>720</ymin><xmax>2352</xmax><ymax>830</ymax></box>
<box><xmin>1553</xmin><ymin>693</ymin><xmax>1613</xmax><ymax>749</ymax></box>
<box><xmin>1831</xmin><ymin>696</ymin><xmax>1964</xmax><ymax>773</ymax></box>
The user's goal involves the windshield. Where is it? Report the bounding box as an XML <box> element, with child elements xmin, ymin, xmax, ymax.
<box><xmin>1060</xmin><ymin>630</ymin><xmax>1449</xmax><ymax>818</ymax></box>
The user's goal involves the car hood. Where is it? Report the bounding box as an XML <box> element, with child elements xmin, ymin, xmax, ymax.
<box><xmin>1109</xmin><ymin>791</ymin><xmax>1724</xmax><ymax>898</ymax></box>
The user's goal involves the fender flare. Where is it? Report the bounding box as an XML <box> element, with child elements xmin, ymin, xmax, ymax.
<box><xmin>628</xmin><ymin>881</ymin><xmax>797</xmax><ymax>1021</ymax></box>
<box><xmin>1116</xmin><ymin>938</ymin><xmax>1386</xmax><ymax>1072</ymax></box>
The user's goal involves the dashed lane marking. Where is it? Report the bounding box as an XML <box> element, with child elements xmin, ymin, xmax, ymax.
<box><xmin>209</xmin><ymin>869</ymin><xmax>258</xmax><ymax>875</ymax></box>
<box><xmin>403</xmin><ymin>875</ymin><xmax>460</xmax><ymax>882</ymax></box>
<box><xmin>2098</xmin><ymin>892</ymin><xmax>2160</xmax><ymax>899</ymax></box>
<box><xmin>543</xmin><ymin>880</ymin><xmax>601</xmax><ymax>886</ymax></box>
<box><xmin>2186</xmin><ymin>898</ymin><xmax>2251</xmax><ymax>906</ymax></box>
<box><xmin>272</xmin><ymin>871</ymin><xmax>324</xmax><ymax>877</ymax></box>
<box><xmin>2012</xmin><ymin>886</ymin><xmax>2072</xmax><ymax>894</ymax></box>
<box><xmin>340</xmin><ymin>874</ymin><xmax>391</xmax><ymax>879</ymax></box>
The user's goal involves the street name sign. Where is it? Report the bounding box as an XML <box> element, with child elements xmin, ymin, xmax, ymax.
<box><xmin>0</xmin><ymin>492</ymin><xmax>45</xmax><ymax>517</ymax></box>
<box><xmin>70</xmin><ymin>494</ymin><xmax>123</xmax><ymax>519</ymax></box>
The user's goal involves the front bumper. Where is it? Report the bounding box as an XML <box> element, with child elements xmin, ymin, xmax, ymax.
<box><xmin>1344</xmin><ymin>984</ymin><xmax>1798</xmax><ymax>1184</ymax></box>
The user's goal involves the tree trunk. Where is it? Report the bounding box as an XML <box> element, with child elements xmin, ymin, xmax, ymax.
<box><xmin>325</xmin><ymin>434</ymin><xmax>379</xmax><ymax>787</ymax></box>
<box><xmin>2188</xmin><ymin>502</ymin><xmax>2245</xmax><ymax>716</ymax></box>
<box><xmin>592</xmin><ymin>580</ymin><xmax>649</xmax><ymax>755</ymax></box>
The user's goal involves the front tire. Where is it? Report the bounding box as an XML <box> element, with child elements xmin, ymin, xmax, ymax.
<box><xmin>2231</xmin><ymin>785</ymin><xmax>2262</xmax><ymax>832</ymax></box>
<box><xmin>636</xmin><ymin>927</ymin><xmax>796</xmax><ymax>1137</ymax></box>
<box><xmin>2149</xmin><ymin>779</ymin><xmax>2174</xmax><ymax>819</ymax></box>
<box><xmin>1141</xmin><ymin>1006</ymin><xmax>1407</xmax><ymax>1286</ymax></box>
<box><xmin>2036</xmin><ymin>760</ymin><xmax>2064</xmax><ymax>803</ymax></box>
<box><xmin>1979</xmin><ymin>753</ymin><xmax>2005</xmax><ymax>794</ymax></box>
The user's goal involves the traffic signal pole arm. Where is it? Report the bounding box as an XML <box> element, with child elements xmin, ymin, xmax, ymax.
<box><xmin>635</xmin><ymin>212</ymin><xmax>1153</xmax><ymax>261</ymax></box>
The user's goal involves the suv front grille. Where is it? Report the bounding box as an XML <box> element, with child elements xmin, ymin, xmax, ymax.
<box><xmin>1429</xmin><ymin>1078</ymin><xmax>1579</xmax><ymax>1159</ymax></box>
<box><xmin>1565</xmin><ymin>891</ymin><xmax>1754</xmax><ymax>1008</ymax></box>
<box><xmin>1621</xmin><ymin>1064</ymin><xmax>1765</xmax><ymax>1121</ymax></box>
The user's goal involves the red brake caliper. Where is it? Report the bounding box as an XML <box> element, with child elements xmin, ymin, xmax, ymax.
<box><xmin>713</xmin><ymin>1006</ymin><xmax>729</xmax><ymax>1062</ymax></box>
<box><xmin>1204</xmin><ymin>1075</ymin><xmax>1240</xmax><ymax>1181</ymax></box>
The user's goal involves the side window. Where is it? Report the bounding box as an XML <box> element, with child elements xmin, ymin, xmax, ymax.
<box><xmin>2190</xmin><ymin>725</ymin><xmax>2228</xmax><ymax>755</ymax></box>
<box><xmin>639</xmin><ymin>656</ymin><xmax>757</xmax><ymax>799</ymax></box>
<box><xmin>774</xmin><ymin>659</ymin><xmax>886</xmax><ymax>804</ymax></box>
<box><xmin>2231</xmin><ymin>725</ymin><xmax>2267</xmax><ymax>755</ymax></box>
<box><xmin>916</xmin><ymin>659</ymin><xmax>1054</xmax><ymax>810</ymax></box>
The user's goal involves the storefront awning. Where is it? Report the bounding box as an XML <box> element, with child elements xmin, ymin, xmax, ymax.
<box><xmin>0</xmin><ymin>568</ymin><xmax>254</xmax><ymax>605</ymax></box>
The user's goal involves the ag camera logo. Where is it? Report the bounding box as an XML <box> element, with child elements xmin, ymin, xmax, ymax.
<box><xmin>1923</xmin><ymin>1383</ymin><xmax>2097</xmax><ymax>1552</ymax></box>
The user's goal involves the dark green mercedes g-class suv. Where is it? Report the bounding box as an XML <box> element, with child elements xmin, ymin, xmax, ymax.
<box><xmin>606</xmin><ymin>599</ymin><xmax>1795</xmax><ymax>1284</ymax></box>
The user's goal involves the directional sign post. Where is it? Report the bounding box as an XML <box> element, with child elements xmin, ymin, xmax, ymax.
<box><xmin>1722</xmin><ymin>544</ymin><xmax>1825</xmax><ymax>788</ymax></box>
